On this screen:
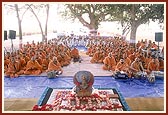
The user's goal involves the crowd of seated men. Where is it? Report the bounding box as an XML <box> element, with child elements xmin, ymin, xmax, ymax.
<box><xmin>4</xmin><ymin>37</ymin><xmax>82</xmax><ymax>78</ymax></box>
<box><xmin>86</xmin><ymin>36</ymin><xmax>164</xmax><ymax>78</ymax></box>
<box><xmin>4</xmin><ymin>35</ymin><xmax>164</xmax><ymax>78</ymax></box>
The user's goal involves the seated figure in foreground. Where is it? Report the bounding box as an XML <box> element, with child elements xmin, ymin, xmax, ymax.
<box><xmin>24</xmin><ymin>56</ymin><xmax>42</xmax><ymax>75</ymax></box>
<box><xmin>71</xmin><ymin>47</ymin><xmax>81</xmax><ymax>62</ymax></box>
<box><xmin>5</xmin><ymin>57</ymin><xmax>24</xmax><ymax>78</ymax></box>
<box><xmin>115</xmin><ymin>58</ymin><xmax>129</xmax><ymax>72</ymax></box>
<box><xmin>102</xmin><ymin>53</ymin><xmax>116</xmax><ymax>71</ymax></box>
<box><xmin>129</xmin><ymin>57</ymin><xmax>146</xmax><ymax>78</ymax></box>
<box><xmin>147</xmin><ymin>57</ymin><xmax>160</xmax><ymax>74</ymax></box>
<box><xmin>90</xmin><ymin>50</ymin><xmax>104</xmax><ymax>63</ymax></box>
<box><xmin>46</xmin><ymin>56</ymin><xmax>63</xmax><ymax>78</ymax></box>
<box><xmin>114</xmin><ymin>58</ymin><xmax>131</xmax><ymax>78</ymax></box>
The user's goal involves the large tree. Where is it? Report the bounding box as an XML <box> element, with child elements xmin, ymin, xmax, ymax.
<box><xmin>63</xmin><ymin>4</ymin><xmax>117</xmax><ymax>34</ymax></box>
<box><xmin>125</xmin><ymin>4</ymin><xmax>164</xmax><ymax>44</ymax></box>
<box><xmin>62</xmin><ymin>3</ymin><xmax>164</xmax><ymax>42</ymax></box>
<box><xmin>107</xmin><ymin>4</ymin><xmax>164</xmax><ymax>43</ymax></box>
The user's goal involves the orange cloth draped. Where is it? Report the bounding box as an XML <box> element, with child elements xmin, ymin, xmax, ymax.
<box><xmin>102</xmin><ymin>56</ymin><xmax>116</xmax><ymax>71</ymax></box>
<box><xmin>144</xmin><ymin>57</ymin><xmax>152</xmax><ymax>69</ymax></box>
<box><xmin>4</xmin><ymin>58</ymin><xmax>10</xmax><ymax>72</ymax></box>
<box><xmin>46</xmin><ymin>60</ymin><xmax>62</xmax><ymax>72</ymax></box>
<box><xmin>128</xmin><ymin>53</ymin><xmax>136</xmax><ymax>62</ymax></box>
<box><xmin>19</xmin><ymin>58</ymin><xmax>26</xmax><ymax>69</ymax></box>
<box><xmin>57</xmin><ymin>54</ymin><xmax>70</xmax><ymax>67</ymax></box>
<box><xmin>24</xmin><ymin>60</ymin><xmax>42</xmax><ymax>75</ymax></box>
<box><xmin>71</xmin><ymin>48</ymin><xmax>80</xmax><ymax>59</ymax></box>
<box><xmin>125</xmin><ymin>57</ymin><xmax>131</xmax><ymax>66</ymax></box>
<box><xmin>115</xmin><ymin>62</ymin><xmax>129</xmax><ymax>72</ymax></box>
<box><xmin>42</xmin><ymin>58</ymin><xmax>51</xmax><ymax>71</ymax></box>
<box><xmin>5</xmin><ymin>60</ymin><xmax>24</xmax><ymax>78</ymax></box>
<box><xmin>159</xmin><ymin>59</ymin><xmax>164</xmax><ymax>71</ymax></box>
<box><xmin>130</xmin><ymin>61</ymin><xmax>143</xmax><ymax>73</ymax></box>
<box><xmin>90</xmin><ymin>51</ymin><xmax>103</xmax><ymax>63</ymax></box>
<box><xmin>147</xmin><ymin>61</ymin><xmax>159</xmax><ymax>73</ymax></box>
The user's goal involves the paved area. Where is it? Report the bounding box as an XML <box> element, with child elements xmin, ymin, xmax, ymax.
<box><xmin>61</xmin><ymin>51</ymin><xmax>112</xmax><ymax>76</ymax></box>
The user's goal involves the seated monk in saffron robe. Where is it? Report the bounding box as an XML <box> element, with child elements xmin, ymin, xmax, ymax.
<box><xmin>71</xmin><ymin>47</ymin><xmax>80</xmax><ymax>62</ymax></box>
<box><xmin>89</xmin><ymin>46</ymin><xmax>96</xmax><ymax>57</ymax></box>
<box><xmin>102</xmin><ymin>53</ymin><xmax>116</xmax><ymax>71</ymax></box>
<box><xmin>147</xmin><ymin>57</ymin><xmax>160</xmax><ymax>74</ymax></box>
<box><xmin>16</xmin><ymin>55</ymin><xmax>27</xmax><ymax>71</ymax></box>
<box><xmin>122</xmin><ymin>53</ymin><xmax>131</xmax><ymax>66</ymax></box>
<box><xmin>41</xmin><ymin>55</ymin><xmax>51</xmax><ymax>71</ymax></box>
<box><xmin>57</xmin><ymin>53</ymin><xmax>64</xmax><ymax>67</ymax></box>
<box><xmin>98</xmin><ymin>50</ymin><xmax>106</xmax><ymax>63</ymax></box>
<box><xmin>86</xmin><ymin>46</ymin><xmax>92</xmax><ymax>55</ymax></box>
<box><xmin>22</xmin><ymin>53</ymin><xmax>30</xmax><ymax>64</ymax></box>
<box><xmin>57</xmin><ymin>53</ymin><xmax>70</xmax><ymax>67</ymax></box>
<box><xmin>158</xmin><ymin>58</ymin><xmax>164</xmax><ymax>71</ymax></box>
<box><xmin>4</xmin><ymin>56</ymin><xmax>10</xmax><ymax>73</ymax></box>
<box><xmin>129</xmin><ymin>57</ymin><xmax>146</xmax><ymax>78</ymax></box>
<box><xmin>35</xmin><ymin>53</ymin><xmax>43</xmax><ymax>65</ymax></box>
<box><xmin>90</xmin><ymin>50</ymin><xmax>103</xmax><ymax>63</ymax></box>
<box><xmin>46</xmin><ymin>56</ymin><xmax>63</xmax><ymax>74</ymax></box>
<box><xmin>24</xmin><ymin>56</ymin><xmax>42</xmax><ymax>75</ymax></box>
<box><xmin>115</xmin><ymin>58</ymin><xmax>129</xmax><ymax>73</ymax></box>
<box><xmin>63</xmin><ymin>52</ymin><xmax>71</xmax><ymax>63</ymax></box>
<box><xmin>64</xmin><ymin>47</ymin><xmax>71</xmax><ymax>57</ymax></box>
<box><xmin>144</xmin><ymin>55</ymin><xmax>152</xmax><ymax>69</ymax></box>
<box><xmin>5</xmin><ymin>57</ymin><xmax>24</xmax><ymax>78</ymax></box>
<box><xmin>128</xmin><ymin>52</ymin><xmax>136</xmax><ymax>63</ymax></box>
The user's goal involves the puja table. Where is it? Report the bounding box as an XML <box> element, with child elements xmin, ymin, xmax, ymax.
<box><xmin>32</xmin><ymin>87</ymin><xmax>130</xmax><ymax>111</ymax></box>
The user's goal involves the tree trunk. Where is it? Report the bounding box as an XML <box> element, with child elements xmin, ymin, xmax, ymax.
<box><xmin>15</xmin><ymin>4</ymin><xmax>23</xmax><ymax>49</ymax></box>
<box><xmin>76</xmin><ymin>13</ymin><xmax>98</xmax><ymax>36</ymax></box>
<box><xmin>34</xmin><ymin>13</ymin><xmax>45</xmax><ymax>42</ymax></box>
<box><xmin>88</xmin><ymin>17</ymin><xmax>98</xmax><ymax>36</ymax></box>
<box><xmin>130</xmin><ymin>21</ymin><xmax>138</xmax><ymax>47</ymax></box>
<box><xmin>27</xmin><ymin>5</ymin><xmax>45</xmax><ymax>42</ymax></box>
<box><xmin>45</xmin><ymin>4</ymin><xmax>49</xmax><ymax>42</ymax></box>
<box><xmin>129</xmin><ymin>4</ymin><xmax>138</xmax><ymax>47</ymax></box>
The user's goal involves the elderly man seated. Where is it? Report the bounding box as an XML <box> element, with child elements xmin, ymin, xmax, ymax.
<box><xmin>46</xmin><ymin>56</ymin><xmax>63</xmax><ymax>78</ymax></box>
<box><xmin>129</xmin><ymin>57</ymin><xmax>147</xmax><ymax>79</ymax></box>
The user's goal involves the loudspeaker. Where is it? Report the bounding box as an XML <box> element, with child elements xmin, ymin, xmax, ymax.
<box><xmin>9</xmin><ymin>30</ymin><xmax>16</xmax><ymax>39</ymax></box>
<box><xmin>155</xmin><ymin>32</ymin><xmax>163</xmax><ymax>42</ymax></box>
<box><xmin>4</xmin><ymin>31</ymin><xmax>7</xmax><ymax>40</ymax></box>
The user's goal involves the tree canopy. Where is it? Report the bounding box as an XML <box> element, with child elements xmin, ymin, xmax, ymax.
<box><xmin>62</xmin><ymin>3</ymin><xmax>164</xmax><ymax>42</ymax></box>
<box><xmin>62</xmin><ymin>4</ymin><xmax>118</xmax><ymax>30</ymax></box>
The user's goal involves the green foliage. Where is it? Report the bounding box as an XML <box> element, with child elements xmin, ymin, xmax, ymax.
<box><xmin>61</xmin><ymin>4</ymin><xmax>119</xmax><ymax>30</ymax></box>
<box><xmin>61</xmin><ymin>3</ymin><xmax>164</xmax><ymax>31</ymax></box>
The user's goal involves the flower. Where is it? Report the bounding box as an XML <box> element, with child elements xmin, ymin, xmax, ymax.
<box><xmin>32</xmin><ymin>104</ymin><xmax>53</xmax><ymax>111</ymax></box>
<box><xmin>32</xmin><ymin>105</ymin><xmax>40</xmax><ymax>111</ymax></box>
<box><xmin>33</xmin><ymin>89</ymin><xmax>124</xmax><ymax>111</ymax></box>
